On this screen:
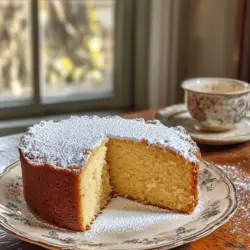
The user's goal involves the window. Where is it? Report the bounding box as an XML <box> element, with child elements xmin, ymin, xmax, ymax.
<box><xmin>0</xmin><ymin>0</ymin><xmax>150</xmax><ymax>121</ymax></box>
<box><xmin>0</xmin><ymin>1</ymin><xmax>31</xmax><ymax>102</ymax></box>
<box><xmin>40</xmin><ymin>0</ymin><xmax>114</xmax><ymax>101</ymax></box>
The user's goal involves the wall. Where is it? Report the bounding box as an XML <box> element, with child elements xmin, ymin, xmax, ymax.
<box><xmin>148</xmin><ymin>0</ymin><xmax>239</xmax><ymax>108</ymax></box>
<box><xmin>185</xmin><ymin>0</ymin><xmax>238</xmax><ymax>78</ymax></box>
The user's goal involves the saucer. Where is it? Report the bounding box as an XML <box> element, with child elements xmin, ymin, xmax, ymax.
<box><xmin>156</xmin><ymin>104</ymin><xmax>250</xmax><ymax>145</ymax></box>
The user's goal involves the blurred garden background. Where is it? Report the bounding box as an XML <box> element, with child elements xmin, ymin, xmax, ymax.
<box><xmin>0</xmin><ymin>0</ymin><xmax>114</xmax><ymax>101</ymax></box>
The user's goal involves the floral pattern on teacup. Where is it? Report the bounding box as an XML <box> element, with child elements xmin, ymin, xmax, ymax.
<box><xmin>187</xmin><ymin>93</ymin><xmax>206</xmax><ymax>122</ymax></box>
<box><xmin>186</xmin><ymin>91</ymin><xmax>250</xmax><ymax>128</ymax></box>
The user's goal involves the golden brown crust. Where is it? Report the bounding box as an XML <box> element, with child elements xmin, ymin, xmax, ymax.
<box><xmin>20</xmin><ymin>151</ymin><xmax>84</xmax><ymax>231</ymax></box>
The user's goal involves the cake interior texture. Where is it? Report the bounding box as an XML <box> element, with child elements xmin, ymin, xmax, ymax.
<box><xmin>78</xmin><ymin>139</ymin><xmax>198</xmax><ymax>230</ymax></box>
<box><xmin>79</xmin><ymin>141</ymin><xmax>112</xmax><ymax>229</ymax></box>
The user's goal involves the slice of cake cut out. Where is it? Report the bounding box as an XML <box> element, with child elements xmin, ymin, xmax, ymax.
<box><xmin>19</xmin><ymin>116</ymin><xmax>201</xmax><ymax>231</ymax></box>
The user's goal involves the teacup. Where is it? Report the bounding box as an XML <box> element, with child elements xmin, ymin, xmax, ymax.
<box><xmin>181</xmin><ymin>78</ymin><xmax>250</xmax><ymax>132</ymax></box>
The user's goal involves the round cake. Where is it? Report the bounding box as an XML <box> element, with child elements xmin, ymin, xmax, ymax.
<box><xmin>19</xmin><ymin>116</ymin><xmax>201</xmax><ymax>231</ymax></box>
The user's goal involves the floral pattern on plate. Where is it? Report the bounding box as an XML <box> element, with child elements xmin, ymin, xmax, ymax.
<box><xmin>0</xmin><ymin>160</ymin><xmax>237</xmax><ymax>250</ymax></box>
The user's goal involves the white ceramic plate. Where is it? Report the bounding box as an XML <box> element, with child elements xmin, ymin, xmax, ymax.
<box><xmin>0</xmin><ymin>160</ymin><xmax>237</xmax><ymax>250</ymax></box>
<box><xmin>156</xmin><ymin>104</ymin><xmax>250</xmax><ymax>145</ymax></box>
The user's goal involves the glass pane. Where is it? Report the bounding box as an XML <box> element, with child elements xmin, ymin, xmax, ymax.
<box><xmin>0</xmin><ymin>1</ymin><xmax>31</xmax><ymax>103</ymax></box>
<box><xmin>40</xmin><ymin>0</ymin><xmax>114</xmax><ymax>100</ymax></box>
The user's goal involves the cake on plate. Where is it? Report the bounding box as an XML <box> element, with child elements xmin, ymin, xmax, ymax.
<box><xmin>19</xmin><ymin>116</ymin><xmax>200</xmax><ymax>231</ymax></box>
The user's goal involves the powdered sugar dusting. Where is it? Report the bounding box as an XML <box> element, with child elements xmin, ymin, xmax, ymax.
<box><xmin>217</xmin><ymin>164</ymin><xmax>249</xmax><ymax>242</ymax></box>
<box><xmin>19</xmin><ymin>116</ymin><xmax>199</xmax><ymax>168</ymax></box>
<box><xmin>84</xmin><ymin>197</ymin><xmax>205</xmax><ymax>237</ymax></box>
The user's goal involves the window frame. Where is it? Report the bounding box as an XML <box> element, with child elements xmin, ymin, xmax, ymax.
<box><xmin>0</xmin><ymin>0</ymin><xmax>146</xmax><ymax>121</ymax></box>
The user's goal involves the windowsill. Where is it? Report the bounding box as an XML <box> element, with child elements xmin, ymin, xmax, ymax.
<box><xmin>0</xmin><ymin>110</ymin><xmax>122</xmax><ymax>137</ymax></box>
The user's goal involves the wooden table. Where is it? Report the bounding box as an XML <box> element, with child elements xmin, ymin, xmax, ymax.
<box><xmin>0</xmin><ymin>110</ymin><xmax>249</xmax><ymax>250</ymax></box>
